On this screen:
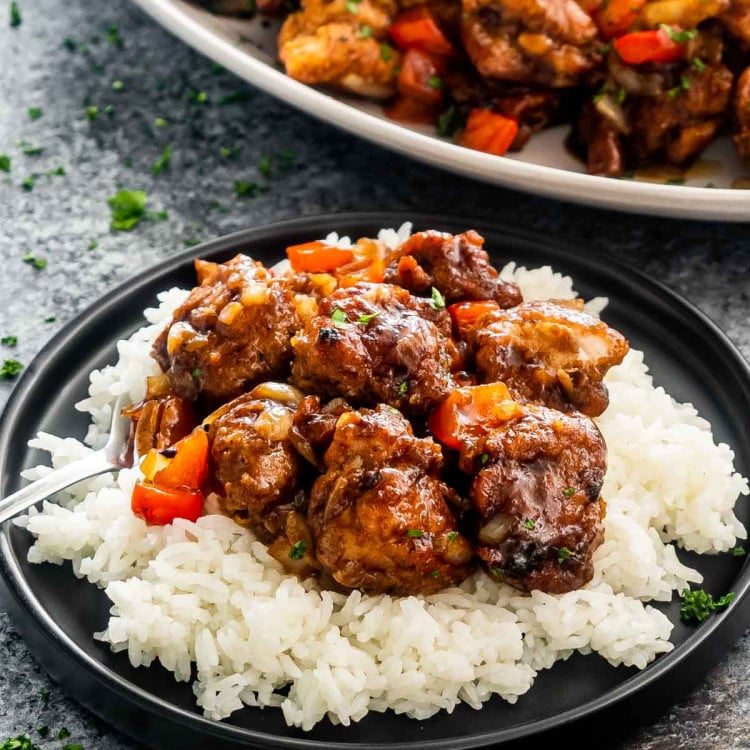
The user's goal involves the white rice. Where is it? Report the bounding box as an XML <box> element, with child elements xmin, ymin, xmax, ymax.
<box><xmin>15</xmin><ymin>223</ymin><xmax>748</xmax><ymax>730</ymax></box>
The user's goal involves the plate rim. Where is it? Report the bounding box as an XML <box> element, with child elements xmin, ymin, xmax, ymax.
<box><xmin>127</xmin><ymin>0</ymin><xmax>750</xmax><ymax>222</ymax></box>
<box><xmin>1</xmin><ymin>211</ymin><xmax>750</xmax><ymax>750</ymax></box>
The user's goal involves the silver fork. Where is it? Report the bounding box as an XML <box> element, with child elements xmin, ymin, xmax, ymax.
<box><xmin>0</xmin><ymin>395</ymin><xmax>134</xmax><ymax>525</ymax></box>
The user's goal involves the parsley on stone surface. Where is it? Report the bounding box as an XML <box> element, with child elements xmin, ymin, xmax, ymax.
<box><xmin>152</xmin><ymin>145</ymin><xmax>172</xmax><ymax>176</ymax></box>
<box><xmin>27</xmin><ymin>107</ymin><xmax>42</xmax><ymax>121</ymax></box>
<box><xmin>0</xmin><ymin>154</ymin><xmax>10</xmax><ymax>172</ymax></box>
<box><xmin>22</xmin><ymin>253</ymin><xmax>46</xmax><ymax>270</ymax></box>
<box><xmin>107</xmin><ymin>189</ymin><xmax>147</xmax><ymax>231</ymax></box>
<box><xmin>1</xmin><ymin>335</ymin><xmax>18</xmax><ymax>346</ymax></box>
<box><xmin>0</xmin><ymin>359</ymin><xmax>23</xmax><ymax>379</ymax></box>
<box><xmin>10</xmin><ymin>0</ymin><xmax>21</xmax><ymax>27</ymax></box>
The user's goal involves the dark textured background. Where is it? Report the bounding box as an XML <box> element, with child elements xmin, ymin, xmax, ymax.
<box><xmin>1</xmin><ymin>1</ymin><xmax>749</xmax><ymax>748</ymax></box>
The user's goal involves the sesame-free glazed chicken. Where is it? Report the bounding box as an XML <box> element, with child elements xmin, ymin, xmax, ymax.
<box><xmin>152</xmin><ymin>255</ymin><xmax>300</xmax><ymax>407</ymax></box>
<box><xmin>733</xmin><ymin>67</ymin><xmax>750</xmax><ymax>163</ymax></box>
<box><xmin>306</xmin><ymin>403</ymin><xmax>474</xmax><ymax>595</ymax></box>
<box><xmin>384</xmin><ymin>229</ymin><xmax>522</xmax><ymax>307</ymax></box>
<box><xmin>429</xmin><ymin>383</ymin><xmax>607</xmax><ymax>593</ymax></box>
<box><xmin>279</xmin><ymin>0</ymin><xmax>400</xmax><ymax>98</ymax></box>
<box><xmin>468</xmin><ymin>299</ymin><xmax>628</xmax><ymax>416</ymax></box>
<box><xmin>461</xmin><ymin>0</ymin><xmax>602</xmax><ymax>87</ymax></box>
<box><xmin>291</xmin><ymin>281</ymin><xmax>461</xmax><ymax>416</ymax></box>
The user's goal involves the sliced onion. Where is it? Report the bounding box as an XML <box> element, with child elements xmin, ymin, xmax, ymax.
<box><xmin>250</xmin><ymin>382</ymin><xmax>305</xmax><ymax>405</ymax></box>
<box><xmin>595</xmin><ymin>94</ymin><xmax>630</xmax><ymax>134</ymax></box>
<box><xmin>254</xmin><ymin>404</ymin><xmax>294</xmax><ymax>441</ymax></box>
<box><xmin>478</xmin><ymin>513</ymin><xmax>516</xmax><ymax>544</ymax></box>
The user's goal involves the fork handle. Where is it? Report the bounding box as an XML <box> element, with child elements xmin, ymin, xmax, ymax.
<box><xmin>0</xmin><ymin>452</ymin><xmax>118</xmax><ymax>525</ymax></box>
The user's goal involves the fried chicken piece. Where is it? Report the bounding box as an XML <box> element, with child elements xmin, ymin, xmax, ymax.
<box><xmin>152</xmin><ymin>255</ymin><xmax>300</xmax><ymax>407</ymax></box>
<box><xmin>461</xmin><ymin>0</ymin><xmax>602</xmax><ymax>87</ymax></box>
<box><xmin>469</xmin><ymin>299</ymin><xmax>629</xmax><ymax>417</ymax></box>
<box><xmin>291</xmin><ymin>282</ymin><xmax>461</xmax><ymax>416</ymax></box>
<box><xmin>307</xmin><ymin>404</ymin><xmax>474</xmax><ymax>595</ymax></box>
<box><xmin>384</xmin><ymin>230</ymin><xmax>522</xmax><ymax>308</ymax></box>
<box><xmin>463</xmin><ymin>401</ymin><xmax>607</xmax><ymax>594</ymax></box>
<box><xmin>279</xmin><ymin>0</ymin><xmax>400</xmax><ymax>98</ymax></box>
<box><xmin>206</xmin><ymin>383</ymin><xmax>306</xmax><ymax>538</ymax></box>
<box><xmin>733</xmin><ymin>67</ymin><xmax>750</xmax><ymax>163</ymax></box>
<box><xmin>721</xmin><ymin>0</ymin><xmax>750</xmax><ymax>47</ymax></box>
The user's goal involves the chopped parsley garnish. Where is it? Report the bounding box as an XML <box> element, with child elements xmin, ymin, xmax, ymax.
<box><xmin>40</xmin><ymin>688</ymin><xmax>49</xmax><ymax>705</ymax></box>
<box><xmin>380</xmin><ymin>43</ymin><xmax>394</xmax><ymax>62</ymax></box>
<box><xmin>407</xmin><ymin>529</ymin><xmax>423</xmax><ymax>538</ymax></box>
<box><xmin>22</xmin><ymin>253</ymin><xmax>46</xmax><ymax>270</ymax></box>
<box><xmin>436</xmin><ymin>106</ymin><xmax>461</xmax><ymax>137</ymax></box>
<box><xmin>28</xmin><ymin>107</ymin><xmax>42</xmax><ymax>121</ymax></box>
<box><xmin>56</xmin><ymin>728</ymin><xmax>70</xmax><ymax>741</ymax></box>
<box><xmin>43</xmin><ymin>315</ymin><xmax>56</xmax><ymax>323</ymax></box>
<box><xmin>430</xmin><ymin>570</ymin><xmax>440</xmax><ymax>578</ymax></box>
<box><xmin>0</xmin><ymin>358</ymin><xmax>23</xmax><ymax>379</ymax></box>
<box><xmin>47</xmin><ymin>166</ymin><xmax>65</xmax><ymax>176</ymax></box>
<box><xmin>730</xmin><ymin>546</ymin><xmax>746</xmax><ymax>556</ymax></box>
<box><xmin>259</xmin><ymin>155</ymin><xmax>271</xmax><ymax>177</ymax></box>
<box><xmin>108</xmin><ymin>189</ymin><xmax>148</xmax><ymax>231</ymax></box>
<box><xmin>346</xmin><ymin>0</ymin><xmax>360</xmax><ymax>13</ymax></box>
<box><xmin>104</xmin><ymin>104</ymin><xmax>114</xmax><ymax>116</ymax></box>
<box><xmin>112</xmin><ymin>80</ymin><xmax>124</xmax><ymax>91</ymax></box>
<box><xmin>19</xmin><ymin>141</ymin><xmax>43</xmax><ymax>156</ymax></box>
<box><xmin>659</xmin><ymin>25</ymin><xmax>696</xmax><ymax>43</ymax></box>
<box><xmin>37</xmin><ymin>726</ymin><xmax>49</xmax><ymax>737</ymax></box>
<box><xmin>234</xmin><ymin>180</ymin><xmax>265</xmax><ymax>197</ymax></box>
<box><xmin>184</xmin><ymin>238</ymin><xmax>201</xmax><ymax>248</ymax></box>
<box><xmin>522</xmin><ymin>518</ymin><xmax>535</xmax><ymax>530</ymax></box>
<box><xmin>106</xmin><ymin>24</ymin><xmax>121</xmax><ymax>46</ymax></box>
<box><xmin>191</xmin><ymin>368</ymin><xmax>201</xmax><ymax>380</ymax></box>
<box><xmin>88</xmin><ymin>240</ymin><xmax>98</xmax><ymax>251</ymax></box>
<box><xmin>614</xmin><ymin>87</ymin><xmax>627</xmax><ymax>104</ymax></box>
<box><xmin>62</xmin><ymin>745</ymin><xmax>84</xmax><ymax>750</ymax></box>
<box><xmin>10</xmin><ymin>0</ymin><xmax>21</xmax><ymax>27</ymax></box>
<box><xmin>446</xmin><ymin>531</ymin><xmax>458</xmax><ymax>542</ymax></box>
<box><xmin>63</xmin><ymin>36</ymin><xmax>76</xmax><ymax>51</ymax></box>
<box><xmin>490</xmin><ymin>567</ymin><xmax>503</xmax><ymax>577</ymax></box>
<box><xmin>563</xmin><ymin>487</ymin><xmax>575</xmax><ymax>497</ymax></box>
<box><xmin>429</xmin><ymin>286</ymin><xmax>446</xmax><ymax>310</ymax></box>
<box><xmin>331</xmin><ymin>307</ymin><xmax>347</xmax><ymax>327</ymax></box>
<box><xmin>667</xmin><ymin>76</ymin><xmax>691</xmax><ymax>98</ymax></box>
<box><xmin>0</xmin><ymin>154</ymin><xmax>10</xmax><ymax>172</ymax></box>
<box><xmin>154</xmin><ymin>117</ymin><xmax>168</xmax><ymax>127</ymax></box>
<box><xmin>220</xmin><ymin>146</ymin><xmax>240</xmax><ymax>159</ymax></box>
<box><xmin>21</xmin><ymin>175</ymin><xmax>35</xmax><ymax>191</ymax></box>
<box><xmin>398</xmin><ymin>381</ymin><xmax>408</xmax><ymax>396</ymax></box>
<box><xmin>427</xmin><ymin>75</ymin><xmax>442</xmax><ymax>90</ymax></box>
<box><xmin>480</xmin><ymin>453</ymin><xmax>489</xmax><ymax>465</ymax></box>
<box><xmin>692</xmin><ymin>57</ymin><xmax>706</xmax><ymax>73</ymax></box>
<box><xmin>679</xmin><ymin>587</ymin><xmax>734</xmax><ymax>624</ymax></box>
<box><xmin>1</xmin><ymin>335</ymin><xmax>18</xmax><ymax>346</ymax></box>
<box><xmin>211</xmin><ymin>61</ymin><xmax>225</xmax><ymax>75</ymax></box>
<box><xmin>289</xmin><ymin>540</ymin><xmax>307</xmax><ymax>560</ymax></box>
<box><xmin>152</xmin><ymin>145</ymin><xmax>172</xmax><ymax>176</ymax></box>
<box><xmin>359</xmin><ymin>25</ymin><xmax>372</xmax><ymax>38</ymax></box>
<box><xmin>557</xmin><ymin>546</ymin><xmax>572</xmax><ymax>563</ymax></box>
<box><xmin>191</xmin><ymin>90</ymin><xmax>208</xmax><ymax>104</ymax></box>
<box><xmin>0</xmin><ymin>736</ymin><xmax>42</xmax><ymax>750</ymax></box>
<box><xmin>357</xmin><ymin>311</ymin><xmax>380</xmax><ymax>325</ymax></box>
<box><xmin>85</xmin><ymin>105</ymin><xmax>99</xmax><ymax>121</ymax></box>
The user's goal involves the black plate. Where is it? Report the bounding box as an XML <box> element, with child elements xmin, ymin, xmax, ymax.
<box><xmin>1</xmin><ymin>213</ymin><xmax>749</xmax><ymax>750</ymax></box>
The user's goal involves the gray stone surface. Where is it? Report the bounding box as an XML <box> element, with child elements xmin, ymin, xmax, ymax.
<box><xmin>1</xmin><ymin>0</ymin><xmax>749</xmax><ymax>748</ymax></box>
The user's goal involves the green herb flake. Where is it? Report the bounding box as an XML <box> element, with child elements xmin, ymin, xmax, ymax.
<box><xmin>430</xmin><ymin>570</ymin><xmax>440</xmax><ymax>578</ymax></box>
<box><xmin>219</xmin><ymin>146</ymin><xmax>239</xmax><ymax>159</ymax></box>
<box><xmin>22</xmin><ymin>253</ymin><xmax>46</xmax><ymax>270</ymax></box>
<box><xmin>211</xmin><ymin>61</ymin><xmax>225</xmax><ymax>75</ymax></box>
<box><xmin>107</xmin><ymin>188</ymin><xmax>147</xmax><ymax>231</ymax></box>
<box><xmin>730</xmin><ymin>546</ymin><xmax>746</xmax><ymax>556</ymax></box>
<box><xmin>357</xmin><ymin>311</ymin><xmax>380</xmax><ymax>325</ymax></box>
<box><xmin>154</xmin><ymin>117</ymin><xmax>168</xmax><ymax>127</ymax></box>
<box><xmin>429</xmin><ymin>286</ymin><xmax>446</xmax><ymax>310</ymax></box>
<box><xmin>659</xmin><ymin>24</ymin><xmax>697</xmax><ymax>43</ymax></box>
<box><xmin>21</xmin><ymin>175</ymin><xmax>35</xmax><ymax>191</ymax></box>
<box><xmin>480</xmin><ymin>453</ymin><xmax>489</xmax><ymax>465</ymax></box>
<box><xmin>557</xmin><ymin>546</ymin><xmax>572</xmax><ymax>563</ymax></box>
<box><xmin>112</xmin><ymin>79</ymin><xmax>124</xmax><ymax>91</ymax></box>
<box><xmin>380</xmin><ymin>43</ymin><xmax>394</xmax><ymax>62</ymax></box>
<box><xmin>56</xmin><ymin>728</ymin><xmax>71</xmax><ymax>741</ymax></box>
<box><xmin>19</xmin><ymin>141</ymin><xmax>43</xmax><ymax>156</ymax></box>
<box><xmin>106</xmin><ymin>23</ymin><xmax>121</xmax><ymax>46</ymax></box>
<box><xmin>490</xmin><ymin>567</ymin><xmax>503</xmax><ymax>577</ymax></box>
<box><xmin>62</xmin><ymin>745</ymin><xmax>84</xmax><ymax>750</ymax></box>
<box><xmin>37</xmin><ymin>726</ymin><xmax>49</xmax><ymax>737</ymax></box>
<box><xmin>680</xmin><ymin>587</ymin><xmax>734</xmax><ymax>623</ymax></box>
<box><xmin>259</xmin><ymin>155</ymin><xmax>271</xmax><ymax>177</ymax></box>
<box><xmin>87</xmin><ymin>240</ymin><xmax>98</xmax><ymax>251</ymax></box>
<box><xmin>331</xmin><ymin>307</ymin><xmax>348</xmax><ymax>327</ymax></box>
<box><xmin>359</xmin><ymin>24</ymin><xmax>372</xmax><ymax>38</ymax></box>
<box><xmin>152</xmin><ymin>144</ymin><xmax>172</xmax><ymax>176</ymax></box>
<box><xmin>398</xmin><ymin>381</ymin><xmax>408</xmax><ymax>396</ymax></box>
<box><xmin>104</xmin><ymin>104</ymin><xmax>114</xmax><ymax>116</ymax></box>
<box><xmin>63</xmin><ymin>36</ymin><xmax>77</xmax><ymax>51</ymax></box>
<box><xmin>48</xmin><ymin>166</ymin><xmax>65</xmax><ymax>176</ymax></box>
<box><xmin>346</xmin><ymin>0</ymin><xmax>359</xmax><ymax>12</ymax></box>
<box><xmin>289</xmin><ymin>540</ymin><xmax>307</xmax><ymax>560</ymax></box>
<box><xmin>85</xmin><ymin>105</ymin><xmax>99</xmax><ymax>121</ymax></box>
<box><xmin>407</xmin><ymin>529</ymin><xmax>423</xmax><ymax>538</ymax></box>
<box><xmin>0</xmin><ymin>736</ymin><xmax>43</xmax><ymax>750</ymax></box>
<box><xmin>437</xmin><ymin>105</ymin><xmax>463</xmax><ymax>134</ymax></box>
<box><xmin>523</xmin><ymin>518</ymin><xmax>535</xmax><ymax>530</ymax></box>
<box><xmin>191</xmin><ymin>90</ymin><xmax>208</xmax><ymax>104</ymax></box>
<box><xmin>1</xmin><ymin>335</ymin><xmax>17</xmax><ymax>346</ymax></box>
<box><xmin>44</xmin><ymin>315</ymin><xmax>56</xmax><ymax>323</ymax></box>
<box><xmin>692</xmin><ymin>57</ymin><xmax>706</xmax><ymax>73</ymax></box>
<box><xmin>234</xmin><ymin>180</ymin><xmax>262</xmax><ymax>197</ymax></box>
<box><xmin>446</xmin><ymin>531</ymin><xmax>458</xmax><ymax>542</ymax></box>
<box><xmin>0</xmin><ymin>154</ymin><xmax>10</xmax><ymax>172</ymax></box>
<box><xmin>183</xmin><ymin>238</ymin><xmax>201</xmax><ymax>248</ymax></box>
<box><xmin>563</xmin><ymin>487</ymin><xmax>575</xmax><ymax>497</ymax></box>
<box><xmin>10</xmin><ymin>0</ymin><xmax>21</xmax><ymax>27</ymax></box>
<box><xmin>28</xmin><ymin>106</ymin><xmax>42</xmax><ymax>121</ymax></box>
<box><xmin>428</xmin><ymin>75</ymin><xmax>442</xmax><ymax>90</ymax></box>
<box><xmin>0</xmin><ymin>358</ymin><xmax>23</xmax><ymax>379</ymax></box>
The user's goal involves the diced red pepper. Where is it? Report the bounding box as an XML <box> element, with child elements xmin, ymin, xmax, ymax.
<box><xmin>613</xmin><ymin>28</ymin><xmax>685</xmax><ymax>65</ymax></box>
<box><xmin>389</xmin><ymin>6</ymin><xmax>454</xmax><ymax>56</ymax></box>
<box><xmin>397</xmin><ymin>48</ymin><xmax>445</xmax><ymax>105</ymax></box>
<box><xmin>593</xmin><ymin>0</ymin><xmax>647</xmax><ymax>39</ymax></box>
<box><xmin>286</xmin><ymin>241</ymin><xmax>354</xmax><ymax>273</ymax></box>
<box><xmin>448</xmin><ymin>300</ymin><xmax>501</xmax><ymax>334</ymax></box>
<box><xmin>131</xmin><ymin>481</ymin><xmax>204</xmax><ymax>525</ymax></box>
<box><xmin>337</xmin><ymin>256</ymin><xmax>386</xmax><ymax>287</ymax></box>
<box><xmin>428</xmin><ymin>383</ymin><xmax>523</xmax><ymax>450</ymax></box>
<box><xmin>460</xmin><ymin>109</ymin><xmax>518</xmax><ymax>157</ymax></box>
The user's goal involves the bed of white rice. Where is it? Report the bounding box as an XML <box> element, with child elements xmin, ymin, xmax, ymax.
<box><xmin>14</xmin><ymin>224</ymin><xmax>749</xmax><ymax>731</ymax></box>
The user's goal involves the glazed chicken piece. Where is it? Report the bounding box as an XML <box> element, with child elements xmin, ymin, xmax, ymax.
<box><xmin>384</xmin><ymin>230</ymin><xmax>523</xmax><ymax>308</ymax></box>
<box><xmin>152</xmin><ymin>255</ymin><xmax>300</xmax><ymax>407</ymax></box>
<box><xmin>428</xmin><ymin>382</ymin><xmax>606</xmax><ymax>593</ymax></box>
<box><xmin>469</xmin><ymin>299</ymin><xmax>629</xmax><ymax>417</ymax></box>
<box><xmin>206</xmin><ymin>383</ymin><xmax>306</xmax><ymax>538</ymax></box>
<box><xmin>306</xmin><ymin>403</ymin><xmax>474</xmax><ymax>595</ymax></box>
<box><xmin>279</xmin><ymin>0</ymin><xmax>401</xmax><ymax>98</ymax></box>
<box><xmin>291</xmin><ymin>282</ymin><xmax>461</xmax><ymax>416</ymax></box>
<box><xmin>733</xmin><ymin>67</ymin><xmax>750</xmax><ymax>163</ymax></box>
<box><xmin>461</xmin><ymin>0</ymin><xmax>602</xmax><ymax>88</ymax></box>
<box><xmin>721</xmin><ymin>0</ymin><xmax>750</xmax><ymax>46</ymax></box>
